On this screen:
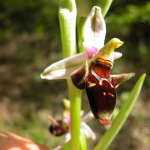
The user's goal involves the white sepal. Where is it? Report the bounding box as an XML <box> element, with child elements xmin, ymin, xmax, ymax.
<box><xmin>41</xmin><ymin>52</ymin><xmax>89</xmax><ymax>80</ymax></box>
<box><xmin>84</xmin><ymin>6</ymin><xmax>106</xmax><ymax>50</ymax></box>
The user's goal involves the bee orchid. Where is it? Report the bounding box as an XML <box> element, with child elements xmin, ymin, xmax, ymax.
<box><xmin>48</xmin><ymin>99</ymin><xmax>95</xmax><ymax>150</ymax></box>
<box><xmin>41</xmin><ymin>6</ymin><xmax>135</xmax><ymax>125</ymax></box>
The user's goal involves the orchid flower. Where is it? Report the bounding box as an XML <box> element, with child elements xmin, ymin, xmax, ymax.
<box><xmin>40</xmin><ymin>6</ymin><xmax>121</xmax><ymax>80</ymax></box>
<box><xmin>48</xmin><ymin>99</ymin><xmax>95</xmax><ymax>150</ymax></box>
<box><xmin>41</xmin><ymin>6</ymin><xmax>135</xmax><ymax>125</ymax></box>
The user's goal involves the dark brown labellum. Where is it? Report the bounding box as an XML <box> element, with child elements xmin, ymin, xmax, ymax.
<box><xmin>86</xmin><ymin>64</ymin><xmax>116</xmax><ymax>124</ymax></box>
<box><xmin>70</xmin><ymin>59</ymin><xmax>135</xmax><ymax>125</ymax></box>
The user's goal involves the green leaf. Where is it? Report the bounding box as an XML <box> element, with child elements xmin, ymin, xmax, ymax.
<box><xmin>94</xmin><ymin>73</ymin><xmax>146</xmax><ymax>150</ymax></box>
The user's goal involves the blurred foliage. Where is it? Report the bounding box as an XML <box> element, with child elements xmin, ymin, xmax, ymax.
<box><xmin>106</xmin><ymin>1</ymin><xmax>149</xmax><ymax>94</ymax></box>
<box><xmin>0</xmin><ymin>0</ymin><xmax>149</xmax><ymax>149</ymax></box>
<box><xmin>0</xmin><ymin>0</ymin><xmax>60</xmax><ymax>43</ymax></box>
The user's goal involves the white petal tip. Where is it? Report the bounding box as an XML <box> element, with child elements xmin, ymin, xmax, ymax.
<box><xmin>84</xmin><ymin>6</ymin><xmax>106</xmax><ymax>50</ymax></box>
<box><xmin>40</xmin><ymin>73</ymin><xmax>45</xmax><ymax>79</ymax></box>
<box><xmin>40</xmin><ymin>72</ymin><xmax>52</xmax><ymax>80</ymax></box>
<box><xmin>113</xmin><ymin>52</ymin><xmax>123</xmax><ymax>59</ymax></box>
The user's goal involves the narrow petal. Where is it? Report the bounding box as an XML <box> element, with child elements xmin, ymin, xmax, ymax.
<box><xmin>84</xmin><ymin>6</ymin><xmax>106</xmax><ymax>50</ymax></box>
<box><xmin>53</xmin><ymin>132</ymin><xmax>71</xmax><ymax>150</ymax></box>
<box><xmin>81</xmin><ymin>111</ymin><xmax>94</xmax><ymax>122</ymax></box>
<box><xmin>113</xmin><ymin>52</ymin><xmax>122</xmax><ymax>59</ymax></box>
<box><xmin>111</xmin><ymin>73</ymin><xmax>135</xmax><ymax>88</ymax></box>
<box><xmin>48</xmin><ymin>115</ymin><xmax>59</xmax><ymax>126</ymax></box>
<box><xmin>41</xmin><ymin>53</ymin><xmax>89</xmax><ymax>80</ymax></box>
<box><xmin>81</xmin><ymin>122</ymin><xmax>96</xmax><ymax>140</ymax></box>
<box><xmin>80</xmin><ymin>110</ymin><xmax>85</xmax><ymax>117</ymax></box>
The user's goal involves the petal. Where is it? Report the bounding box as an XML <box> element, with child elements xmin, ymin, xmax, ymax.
<box><xmin>53</xmin><ymin>132</ymin><xmax>71</xmax><ymax>150</ymax></box>
<box><xmin>81</xmin><ymin>111</ymin><xmax>94</xmax><ymax>122</ymax></box>
<box><xmin>82</xmin><ymin>42</ymin><xmax>122</xmax><ymax>60</ymax></box>
<box><xmin>63</xmin><ymin>99</ymin><xmax>70</xmax><ymax>109</ymax></box>
<box><xmin>80</xmin><ymin>110</ymin><xmax>85</xmax><ymax>117</ymax></box>
<box><xmin>113</xmin><ymin>52</ymin><xmax>122</xmax><ymax>59</ymax></box>
<box><xmin>84</xmin><ymin>6</ymin><xmax>106</xmax><ymax>50</ymax></box>
<box><xmin>41</xmin><ymin>52</ymin><xmax>89</xmax><ymax>80</ymax></box>
<box><xmin>63</xmin><ymin>115</ymin><xmax>70</xmax><ymax>124</ymax></box>
<box><xmin>85</xmin><ymin>76</ymin><xmax>116</xmax><ymax>123</ymax></box>
<box><xmin>70</xmin><ymin>60</ymin><xmax>89</xmax><ymax>90</ymax></box>
<box><xmin>48</xmin><ymin>115</ymin><xmax>59</xmax><ymax>126</ymax></box>
<box><xmin>88</xmin><ymin>38</ymin><xmax>124</xmax><ymax>67</ymax></box>
<box><xmin>111</xmin><ymin>73</ymin><xmax>135</xmax><ymax>88</ymax></box>
<box><xmin>81</xmin><ymin>122</ymin><xmax>96</xmax><ymax>140</ymax></box>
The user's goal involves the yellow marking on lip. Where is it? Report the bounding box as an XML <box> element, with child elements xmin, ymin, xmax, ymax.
<box><xmin>103</xmin><ymin>92</ymin><xmax>106</xmax><ymax>96</ymax></box>
<box><xmin>108</xmin><ymin>93</ymin><xmax>114</xmax><ymax>97</ymax></box>
<box><xmin>87</xmin><ymin>82</ymin><xmax>96</xmax><ymax>88</ymax></box>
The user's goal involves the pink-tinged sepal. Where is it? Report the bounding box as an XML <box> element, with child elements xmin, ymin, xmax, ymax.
<box><xmin>82</xmin><ymin>42</ymin><xmax>98</xmax><ymax>59</ymax></box>
<box><xmin>111</xmin><ymin>73</ymin><xmax>135</xmax><ymax>88</ymax></box>
<box><xmin>70</xmin><ymin>60</ymin><xmax>89</xmax><ymax>90</ymax></box>
<box><xmin>83</xmin><ymin>42</ymin><xmax>123</xmax><ymax>60</ymax></box>
<box><xmin>83</xmin><ymin>6</ymin><xmax>106</xmax><ymax>50</ymax></box>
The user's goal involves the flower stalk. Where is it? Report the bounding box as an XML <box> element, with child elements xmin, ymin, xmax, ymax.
<box><xmin>77</xmin><ymin>17</ymin><xmax>86</xmax><ymax>53</ymax></box>
<box><xmin>59</xmin><ymin>0</ymin><xmax>81</xmax><ymax>150</ymax></box>
<box><xmin>67</xmin><ymin>80</ymin><xmax>81</xmax><ymax>150</ymax></box>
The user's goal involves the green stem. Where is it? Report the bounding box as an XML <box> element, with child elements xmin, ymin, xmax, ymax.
<box><xmin>67</xmin><ymin>80</ymin><xmax>81</xmax><ymax>150</ymax></box>
<box><xmin>77</xmin><ymin>17</ymin><xmax>86</xmax><ymax>53</ymax></box>
<box><xmin>77</xmin><ymin>17</ymin><xmax>88</xmax><ymax>150</ymax></box>
<box><xmin>99</xmin><ymin>0</ymin><xmax>113</xmax><ymax>17</ymax></box>
<box><xmin>59</xmin><ymin>0</ymin><xmax>81</xmax><ymax>150</ymax></box>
